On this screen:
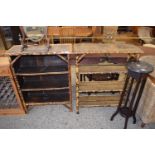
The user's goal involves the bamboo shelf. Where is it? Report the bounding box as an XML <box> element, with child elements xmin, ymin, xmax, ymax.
<box><xmin>79</xmin><ymin>95</ymin><xmax>120</xmax><ymax>106</ymax></box>
<box><xmin>79</xmin><ymin>81</ymin><xmax>125</xmax><ymax>92</ymax></box>
<box><xmin>15</xmin><ymin>66</ymin><xmax>68</xmax><ymax>76</ymax></box>
<box><xmin>18</xmin><ymin>74</ymin><xmax>69</xmax><ymax>91</ymax></box>
<box><xmin>23</xmin><ymin>89</ymin><xmax>69</xmax><ymax>104</ymax></box>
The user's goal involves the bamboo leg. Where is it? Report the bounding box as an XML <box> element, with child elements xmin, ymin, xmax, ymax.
<box><xmin>10</xmin><ymin>64</ymin><xmax>27</xmax><ymax>113</ymax></box>
<box><xmin>68</xmin><ymin>55</ymin><xmax>73</xmax><ymax>112</ymax></box>
<box><xmin>76</xmin><ymin>55</ymin><xmax>80</xmax><ymax>114</ymax></box>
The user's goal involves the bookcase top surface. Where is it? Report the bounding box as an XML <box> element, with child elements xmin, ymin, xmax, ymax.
<box><xmin>6</xmin><ymin>44</ymin><xmax>72</xmax><ymax>56</ymax></box>
<box><xmin>73</xmin><ymin>43</ymin><xmax>143</xmax><ymax>54</ymax></box>
<box><xmin>5</xmin><ymin>43</ymin><xmax>143</xmax><ymax>56</ymax></box>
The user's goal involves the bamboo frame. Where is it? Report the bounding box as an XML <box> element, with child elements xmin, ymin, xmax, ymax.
<box><xmin>21</xmin><ymin>86</ymin><xmax>69</xmax><ymax>92</ymax></box>
<box><xmin>77</xmin><ymin>54</ymin><xmax>87</xmax><ymax>63</ymax></box>
<box><xmin>79</xmin><ymin>104</ymin><xmax>118</xmax><ymax>107</ymax></box>
<box><xmin>76</xmin><ymin>55</ymin><xmax>80</xmax><ymax>114</ymax></box>
<box><xmin>11</xmin><ymin>55</ymin><xmax>22</xmax><ymax>65</ymax></box>
<box><xmin>26</xmin><ymin>101</ymin><xmax>70</xmax><ymax>106</ymax></box>
<box><xmin>68</xmin><ymin>54</ymin><xmax>73</xmax><ymax>112</ymax></box>
<box><xmin>10</xmin><ymin>62</ymin><xmax>27</xmax><ymax>112</ymax></box>
<box><xmin>16</xmin><ymin>71</ymin><xmax>69</xmax><ymax>76</ymax></box>
<box><xmin>127</xmin><ymin>53</ymin><xmax>140</xmax><ymax>61</ymax></box>
<box><xmin>57</xmin><ymin>54</ymin><xmax>68</xmax><ymax>63</ymax></box>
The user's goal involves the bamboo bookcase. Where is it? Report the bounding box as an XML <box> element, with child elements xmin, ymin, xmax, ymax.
<box><xmin>6</xmin><ymin>44</ymin><xmax>73</xmax><ymax>112</ymax></box>
<box><xmin>73</xmin><ymin>43</ymin><xmax>143</xmax><ymax>113</ymax></box>
<box><xmin>75</xmin><ymin>56</ymin><xmax>127</xmax><ymax>113</ymax></box>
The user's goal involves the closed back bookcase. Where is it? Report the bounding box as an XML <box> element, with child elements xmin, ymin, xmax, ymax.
<box><xmin>11</xmin><ymin>54</ymin><xmax>72</xmax><ymax>111</ymax></box>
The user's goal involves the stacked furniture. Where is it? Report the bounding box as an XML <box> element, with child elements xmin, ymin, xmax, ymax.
<box><xmin>6</xmin><ymin>44</ymin><xmax>72</xmax><ymax>111</ymax></box>
<box><xmin>0</xmin><ymin>57</ymin><xmax>25</xmax><ymax>114</ymax></box>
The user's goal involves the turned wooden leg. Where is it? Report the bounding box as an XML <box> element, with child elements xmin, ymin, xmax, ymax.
<box><xmin>110</xmin><ymin>109</ymin><xmax>119</xmax><ymax>121</ymax></box>
<box><xmin>124</xmin><ymin>117</ymin><xmax>129</xmax><ymax>129</ymax></box>
<box><xmin>133</xmin><ymin>115</ymin><xmax>136</xmax><ymax>124</ymax></box>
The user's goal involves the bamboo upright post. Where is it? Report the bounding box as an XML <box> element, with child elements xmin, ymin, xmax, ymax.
<box><xmin>76</xmin><ymin>55</ymin><xmax>80</xmax><ymax>114</ymax></box>
<box><xmin>68</xmin><ymin>54</ymin><xmax>73</xmax><ymax>112</ymax></box>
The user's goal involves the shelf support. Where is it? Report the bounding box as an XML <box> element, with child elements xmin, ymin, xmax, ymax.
<box><xmin>11</xmin><ymin>55</ymin><xmax>22</xmax><ymax>66</ymax></box>
<box><xmin>77</xmin><ymin>54</ymin><xmax>86</xmax><ymax>63</ymax></box>
<box><xmin>57</xmin><ymin>54</ymin><xmax>68</xmax><ymax>63</ymax></box>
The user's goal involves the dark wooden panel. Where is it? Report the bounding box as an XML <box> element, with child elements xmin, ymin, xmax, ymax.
<box><xmin>19</xmin><ymin>74</ymin><xmax>69</xmax><ymax>91</ymax></box>
<box><xmin>24</xmin><ymin>89</ymin><xmax>69</xmax><ymax>103</ymax></box>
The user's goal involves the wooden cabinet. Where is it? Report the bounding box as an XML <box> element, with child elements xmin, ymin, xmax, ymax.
<box><xmin>0</xmin><ymin>57</ymin><xmax>25</xmax><ymax>115</ymax></box>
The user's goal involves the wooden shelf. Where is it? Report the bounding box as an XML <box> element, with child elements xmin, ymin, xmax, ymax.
<box><xmin>22</xmin><ymin>87</ymin><xmax>69</xmax><ymax>92</ymax></box>
<box><xmin>26</xmin><ymin>101</ymin><xmax>70</xmax><ymax>106</ymax></box>
<box><xmin>79</xmin><ymin>65</ymin><xmax>127</xmax><ymax>74</ymax></box>
<box><xmin>24</xmin><ymin>90</ymin><xmax>69</xmax><ymax>103</ymax></box>
<box><xmin>79</xmin><ymin>57</ymin><xmax>127</xmax><ymax>65</ymax></box>
<box><xmin>79</xmin><ymin>95</ymin><xmax>120</xmax><ymax>106</ymax></box>
<box><xmin>20</xmin><ymin>77</ymin><xmax>69</xmax><ymax>91</ymax></box>
<box><xmin>79</xmin><ymin>81</ymin><xmax>124</xmax><ymax>92</ymax></box>
<box><xmin>15</xmin><ymin>66</ymin><xmax>68</xmax><ymax>76</ymax></box>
